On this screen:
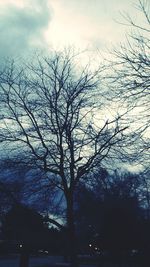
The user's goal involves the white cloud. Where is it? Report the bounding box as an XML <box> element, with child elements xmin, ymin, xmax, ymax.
<box><xmin>0</xmin><ymin>0</ymin><xmax>146</xmax><ymax>58</ymax></box>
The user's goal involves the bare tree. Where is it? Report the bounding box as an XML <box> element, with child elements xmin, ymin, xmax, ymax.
<box><xmin>109</xmin><ymin>0</ymin><xmax>150</xmax><ymax>166</ymax></box>
<box><xmin>0</xmin><ymin>50</ymin><xmax>127</xmax><ymax>266</ymax></box>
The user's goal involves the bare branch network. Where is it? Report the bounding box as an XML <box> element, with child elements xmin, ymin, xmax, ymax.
<box><xmin>0</xmin><ymin>51</ymin><xmax>127</xmax><ymax>195</ymax></box>
<box><xmin>108</xmin><ymin>0</ymin><xmax>150</xmax><ymax>164</ymax></box>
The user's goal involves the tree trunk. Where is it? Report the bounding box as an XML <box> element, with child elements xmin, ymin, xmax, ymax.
<box><xmin>19</xmin><ymin>251</ymin><xmax>29</xmax><ymax>267</ymax></box>
<box><xmin>66</xmin><ymin>193</ymin><xmax>78</xmax><ymax>267</ymax></box>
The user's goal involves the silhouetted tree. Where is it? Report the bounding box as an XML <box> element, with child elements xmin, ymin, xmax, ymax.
<box><xmin>0</xmin><ymin>50</ymin><xmax>127</xmax><ymax>266</ymax></box>
<box><xmin>75</xmin><ymin>171</ymin><xmax>142</xmax><ymax>255</ymax></box>
<box><xmin>2</xmin><ymin>204</ymin><xmax>56</xmax><ymax>267</ymax></box>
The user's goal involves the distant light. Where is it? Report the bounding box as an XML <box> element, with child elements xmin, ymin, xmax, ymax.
<box><xmin>132</xmin><ymin>249</ymin><xmax>138</xmax><ymax>254</ymax></box>
<box><xmin>19</xmin><ymin>244</ymin><xmax>23</xmax><ymax>248</ymax></box>
<box><xmin>89</xmin><ymin>244</ymin><xmax>92</xmax><ymax>247</ymax></box>
<box><xmin>95</xmin><ymin>247</ymin><xmax>98</xmax><ymax>250</ymax></box>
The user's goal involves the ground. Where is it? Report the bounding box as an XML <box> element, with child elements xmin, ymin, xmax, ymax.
<box><xmin>0</xmin><ymin>255</ymin><xmax>140</xmax><ymax>267</ymax></box>
<box><xmin>0</xmin><ymin>255</ymin><xmax>63</xmax><ymax>267</ymax></box>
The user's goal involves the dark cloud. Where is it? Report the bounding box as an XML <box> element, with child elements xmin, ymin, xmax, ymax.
<box><xmin>0</xmin><ymin>0</ymin><xmax>51</xmax><ymax>59</ymax></box>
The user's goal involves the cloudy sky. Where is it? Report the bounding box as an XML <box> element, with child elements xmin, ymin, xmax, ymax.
<box><xmin>0</xmin><ymin>0</ymin><xmax>143</xmax><ymax>59</ymax></box>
